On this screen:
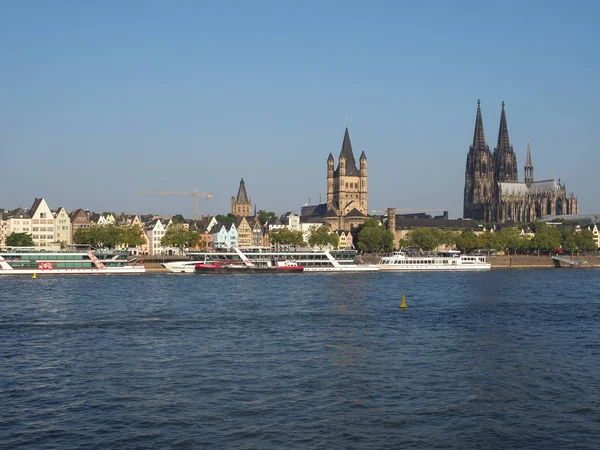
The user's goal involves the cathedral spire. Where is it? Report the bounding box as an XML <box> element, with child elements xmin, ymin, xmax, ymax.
<box><xmin>496</xmin><ymin>101</ymin><xmax>510</xmax><ymax>151</ymax></box>
<box><xmin>524</xmin><ymin>138</ymin><xmax>534</xmax><ymax>188</ymax></box>
<box><xmin>472</xmin><ymin>99</ymin><xmax>486</xmax><ymax>150</ymax></box>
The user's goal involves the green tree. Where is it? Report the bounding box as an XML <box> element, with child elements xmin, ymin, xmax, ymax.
<box><xmin>438</xmin><ymin>229</ymin><xmax>455</xmax><ymax>251</ymax></box>
<box><xmin>308</xmin><ymin>226</ymin><xmax>339</xmax><ymax>250</ymax></box>
<box><xmin>560</xmin><ymin>228</ymin><xmax>577</xmax><ymax>255</ymax></box>
<box><xmin>73</xmin><ymin>225</ymin><xmax>118</xmax><ymax>249</ymax></box>
<box><xmin>530</xmin><ymin>226</ymin><xmax>562</xmax><ymax>256</ymax></box>
<box><xmin>118</xmin><ymin>224</ymin><xmax>146</xmax><ymax>248</ymax></box>
<box><xmin>405</xmin><ymin>228</ymin><xmax>439</xmax><ymax>252</ymax></box>
<box><xmin>257</xmin><ymin>210</ymin><xmax>276</xmax><ymax>225</ymax></box>
<box><xmin>5</xmin><ymin>232</ymin><xmax>34</xmax><ymax>247</ymax></box>
<box><xmin>269</xmin><ymin>228</ymin><xmax>305</xmax><ymax>247</ymax></box>
<box><xmin>477</xmin><ymin>231</ymin><xmax>497</xmax><ymax>255</ymax></box>
<box><xmin>454</xmin><ymin>229</ymin><xmax>479</xmax><ymax>254</ymax></box>
<box><xmin>495</xmin><ymin>227</ymin><xmax>529</xmax><ymax>255</ymax></box>
<box><xmin>357</xmin><ymin>218</ymin><xmax>394</xmax><ymax>253</ymax></box>
<box><xmin>215</xmin><ymin>214</ymin><xmax>235</xmax><ymax>225</ymax></box>
<box><xmin>160</xmin><ymin>223</ymin><xmax>200</xmax><ymax>254</ymax></box>
<box><xmin>575</xmin><ymin>229</ymin><xmax>596</xmax><ymax>254</ymax></box>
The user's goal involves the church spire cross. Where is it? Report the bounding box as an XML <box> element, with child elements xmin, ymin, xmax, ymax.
<box><xmin>472</xmin><ymin>99</ymin><xmax>486</xmax><ymax>150</ymax></box>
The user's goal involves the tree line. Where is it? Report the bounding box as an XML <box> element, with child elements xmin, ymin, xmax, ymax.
<box><xmin>403</xmin><ymin>223</ymin><xmax>596</xmax><ymax>255</ymax></box>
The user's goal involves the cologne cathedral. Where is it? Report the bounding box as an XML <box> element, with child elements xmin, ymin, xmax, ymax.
<box><xmin>463</xmin><ymin>100</ymin><xmax>578</xmax><ymax>223</ymax></box>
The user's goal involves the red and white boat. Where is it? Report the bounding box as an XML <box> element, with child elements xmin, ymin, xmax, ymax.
<box><xmin>195</xmin><ymin>259</ymin><xmax>304</xmax><ymax>274</ymax></box>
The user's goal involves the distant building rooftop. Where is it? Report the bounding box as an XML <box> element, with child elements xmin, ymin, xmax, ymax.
<box><xmin>541</xmin><ymin>214</ymin><xmax>600</xmax><ymax>224</ymax></box>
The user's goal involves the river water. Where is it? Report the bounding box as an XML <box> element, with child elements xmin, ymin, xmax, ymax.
<box><xmin>1</xmin><ymin>270</ymin><xmax>599</xmax><ymax>449</ymax></box>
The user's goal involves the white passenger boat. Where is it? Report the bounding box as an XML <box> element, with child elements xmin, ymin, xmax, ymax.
<box><xmin>162</xmin><ymin>247</ymin><xmax>379</xmax><ymax>273</ymax></box>
<box><xmin>0</xmin><ymin>249</ymin><xmax>145</xmax><ymax>275</ymax></box>
<box><xmin>378</xmin><ymin>250</ymin><xmax>491</xmax><ymax>271</ymax></box>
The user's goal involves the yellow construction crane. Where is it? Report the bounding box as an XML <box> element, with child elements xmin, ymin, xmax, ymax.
<box><xmin>135</xmin><ymin>188</ymin><xmax>212</xmax><ymax>220</ymax></box>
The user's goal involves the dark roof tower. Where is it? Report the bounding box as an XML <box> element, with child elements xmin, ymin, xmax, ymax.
<box><xmin>493</xmin><ymin>101</ymin><xmax>518</xmax><ymax>183</ymax></box>
<box><xmin>236</xmin><ymin>178</ymin><xmax>249</xmax><ymax>203</ymax></box>
<box><xmin>497</xmin><ymin>101</ymin><xmax>510</xmax><ymax>151</ymax></box>
<box><xmin>472</xmin><ymin>99</ymin><xmax>486</xmax><ymax>151</ymax></box>
<box><xmin>336</xmin><ymin>128</ymin><xmax>359</xmax><ymax>176</ymax></box>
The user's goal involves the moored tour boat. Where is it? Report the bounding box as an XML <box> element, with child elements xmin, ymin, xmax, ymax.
<box><xmin>163</xmin><ymin>246</ymin><xmax>378</xmax><ymax>273</ymax></box>
<box><xmin>0</xmin><ymin>249</ymin><xmax>145</xmax><ymax>275</ymax></box>
<box><xmin>195</xmin><ymin>259</ymin><xmax>304</xmax><ymax>274</ymax></box>
<box><xmin>378</xmin><ymin>250</ymin><xmax>491</xmax><ymax>271</ymax></box>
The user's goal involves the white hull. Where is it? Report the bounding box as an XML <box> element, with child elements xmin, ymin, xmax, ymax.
<box><xmin>161</xmin><ymin>261</ymin><xmax>197</xmax><ymax>273</ymax></box>
<box><xmin>304</xmin><ymin>265</ymin><xmax>379</xmax><ymax>272</ymax></box>
<box><xmin>378</xmin><ymin>264</ymin><xmax>491</xmax><ymax>271</ymax></box>
<box><xmin>0</xmin><ymin>266</ymin><xmax>146</xmax><ymax>275</ymax></box>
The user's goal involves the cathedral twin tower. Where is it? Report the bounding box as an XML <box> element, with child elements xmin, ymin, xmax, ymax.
<box><xmin>464</xmin><ymin>100</ymin><xmax>577</xmax><ymax>223</ymax></box>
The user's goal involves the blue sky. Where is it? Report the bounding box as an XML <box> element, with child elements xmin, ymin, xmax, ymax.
<box><xmin>1</xmin><ymin>1</ymin><xmax>598</xmax><ymax>218</ymax></box>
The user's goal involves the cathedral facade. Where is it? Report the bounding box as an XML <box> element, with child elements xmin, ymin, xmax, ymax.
<box><xmin>463</xmin><ymin>100</ymin><xmax>578</xmax><ymax>223</ymax></box>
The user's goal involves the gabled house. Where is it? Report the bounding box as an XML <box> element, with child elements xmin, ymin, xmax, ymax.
<box><xmin>1</xmin><ymin>208</ymin><xmax>32</xmax><ymax>246</ymax></box>
<box><xmin>97</xmin><ymin>214</ymin><xmax>116</xmax><ymax>226</ymax></box>
<box><xmin>70</xmin><ymin>209</ymin><xmax>92</xmax><ymax>231</ymax></box>
<box><xmin>251</xmin><ymin>219</ymin><xmax>263</xmax><ymax>247</ymax></box>
<box><xmin>30</xmin><ymin>198</ymin><xmax>56</xmax><ymax>249</ymax></box>
<box><xmin>592</xmin><ymin>224</ymin><xmax>599</xmax><ymax>248</ymax></box>
<box><xmin>211</xmin><ymin>223</ymin><xmax>229</xmax><ymax>249</ymax></box>
<box><xmin>211</xmin><ymin>222</ymin><xmax>238</xmax><ymax>249</ymax></box>
<box><xmin>146</xmin><ymin>218</ymin><xmax>167</xmax><ymax>256</ymax></box>
<box><xmin>0</xmin><ymin>209</ymin><xmax>8</xmax><ymax>247</ymax></box>
<box><xmin>235</xmin><ymin>217</ymin><xmax>253</xmax><ymax>248</ymax></box>
<box><xmin>336</xmin><ymin>230</ymin><xmax>353</xmax><ymax>249</ymax></box>
<box><xmin>54</xmin><ymin>207</ymin><xmax>73</xmax><ymax>246</ymax></box>
<box><xmin>280</xmin><ymin>212</ymin><xmax>300</xmax><ymax>231</ymax></box>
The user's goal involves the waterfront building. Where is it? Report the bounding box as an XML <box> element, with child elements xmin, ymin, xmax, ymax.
<box><xmin>1</xmin><ymin>208</ymin><xmax>31</xmax><ymax>247</ymax></box>
<box><xmin>235</xmin><ymin>216</ymin><xmax>253</xmax><ymax>248</ymax></box>
<box><xmin>53</xmin><ymin>207</ymin><xmax>73</xmax><ymax>246</ymax></box>
<box><xmin>29</xmin><ymin>198</ymin><xmax>56</xmax><ymax>250</ymax></box>
<box><xmin>98</xmin><ymin>214</ymin><xmax>116</xmax><ymax>226</ymax></box>
<box><xmin>211</xmin><ymin>222</ymin><xmax>238</xmax><ymax>249</ymax></box>
<box><xmin>301</xmin><ymin>127</ymin><xmax>369</xmax><ymax>231</ymax></box>
<box><xmin>326</xmin><ymin>128</ymin><xmax>368</xmax><ymax>230</ymax></box>
<box><xmin>335</xmin><ymin>230</ymin><xmax>354</xmax><ymax>249</ymax></box>
<box><xmin>592</xmin><ymin>224</ymin><xmax>599</xmax><ymax>248</ymax></box>
<box><xmin>231</xmin><ymin>178</ymin><xmax>252</xmax><ymax>217</ymax></box>
<box><xmin>251</xmin><ymin>219</ymin><xmax>263</xmax><ymax>247</ymax></box>
<box><xmin>0</xmin><ymin>210</ymin><xmax>8</xmax><ymax>247</ymax></box>
<box><xmin>463</xmin><ymin>100</ymin><xmax>578</xmax><ymax>223</ymax></box>
<box><xmin>70</xmin><ymin>209</ymin><xmax>92</xmax><ymax>232</ymax></box>
<box><xmin>385</xmin><ymin>207</ymin><xmax>483</xmax><ymax>250</ymax></box>
<box><xmin>146</xmin><ymin>218</ymin><xmax>166</xmax><ymax>256</ymax></box>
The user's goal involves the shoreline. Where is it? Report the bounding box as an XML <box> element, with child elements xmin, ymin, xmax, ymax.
<box><xmin>143</xmin><ymin>256</ymin><xmax>600</xmax><ymax>274</ymax></box>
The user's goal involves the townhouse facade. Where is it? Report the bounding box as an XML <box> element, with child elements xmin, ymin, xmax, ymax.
<box><xmin>235</xmin><ymin>217</ymin><xmax>253</xmax><ymax>248</ymax></box>
<box><xmin>54</xmin><ymin>207</ymin><xmax>73</xmax><ymax>246</ymax></box>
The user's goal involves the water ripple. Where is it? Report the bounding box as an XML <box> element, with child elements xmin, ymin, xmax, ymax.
<box><xmin>1</xmin><ymin>270</ymin><xmax>599</xmax><ymax>448</ymax></box>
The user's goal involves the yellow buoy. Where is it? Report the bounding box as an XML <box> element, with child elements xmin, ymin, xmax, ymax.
<box><xmin>399</xmin><ymin>294</ymin><xmax>407</xmax><ymax>309</ymax></box>
<box><xmin>32</xmin><ymin>272</ymin><xmax>37</xmax><ymax>279</ymax></box>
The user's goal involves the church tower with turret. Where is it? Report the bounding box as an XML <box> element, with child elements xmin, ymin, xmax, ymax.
<box><xmin>326</xmin><ymin>128</ymin><xmax>368</xmax><ymax>216</ymax></box>
<box><xmin>231</xmin><ymin>178</ymin><xmax>252</xmax><ymax>217</ymax></box>
<box><xmin>464</xmin><ymin>100</ymin><xmax>495</xmax><ymax>222</ymax></box>
<box><xmin>324</xmin><ymin>128</ymin><xmax>368</xmax><ymax>230</ymax></box>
